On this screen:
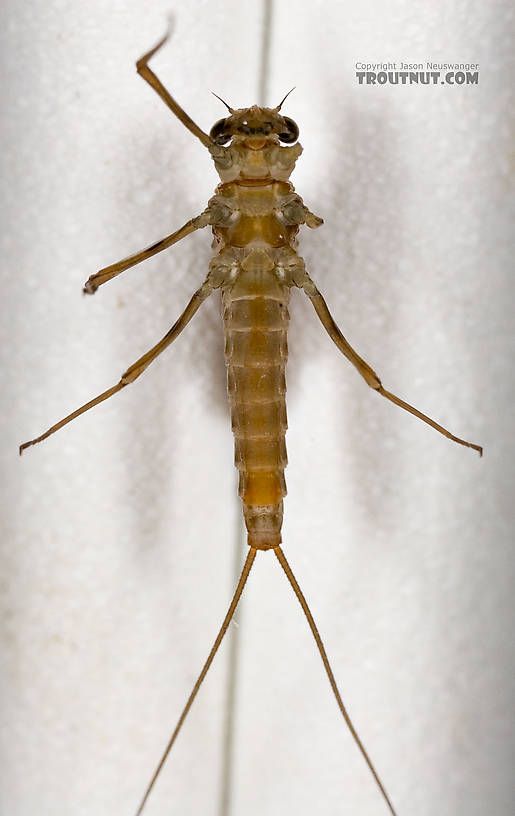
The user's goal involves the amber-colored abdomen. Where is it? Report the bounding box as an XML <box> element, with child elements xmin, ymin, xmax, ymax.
<box><xmin>223</xmin><ymin>280</ymin><xmax>290</xmax><ymax>549</ymax></box>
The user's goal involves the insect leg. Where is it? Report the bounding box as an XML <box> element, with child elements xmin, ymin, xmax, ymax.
<box><xmin>274</xmin><ymin>546</ymin><xmax>399</xmax><ymax>816</ymax></box>
<box><xmin>136</xmin><ymin>30</ymin><xmax>211</xmax><ymax>148</ymax></box>
<box><xmin>134</xmin><ymin>547</ymin><xmax>257</xmax><ymax>816</ymax></box>
<box><xmin>19</xmin><ymin>279</ymin><xmax>213</xmax><ymax>454</ymax></box>
<box><xmin>84</xmin><ymin>212</ymin><xmax>212</xmax><ymax>294</ymax></box>
<box><xmin>303</xmin><ymin>280</ymin><xmax>482</xmax><ymax>455</ymax></box>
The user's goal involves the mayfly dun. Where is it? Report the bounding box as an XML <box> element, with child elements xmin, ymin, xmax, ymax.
<box><xmin>19</xmin><ymin>30</ymin><xmax>482</xmax><ymax>816</ymax></box>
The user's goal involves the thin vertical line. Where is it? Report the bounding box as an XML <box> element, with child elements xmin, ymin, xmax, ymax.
<box><xmin>218</xmin><ymin>511</ymin><xmax>246</xmax><ymax>816</ymax></box>
<box><xmin>219</xmin><ymin>5</ymin><xmax>274</xmax><ymax>813</ymax></box>
<box><xmin>258</xmin><ymin>0</ymin><xmax>273</xmax><ymax>106</ymax></box>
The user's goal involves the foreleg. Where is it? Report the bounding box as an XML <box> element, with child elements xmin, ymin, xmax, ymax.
<box><xmin>136</xmin><ymin>30</ymin><xmax>211</xmax><ymax>148</ymax></box>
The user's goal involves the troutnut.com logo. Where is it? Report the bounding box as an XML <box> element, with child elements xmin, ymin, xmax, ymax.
<box><xmin>356</xmin><ymin>62</ymin><xmax>479</xmax><ymax>85</ymax></box>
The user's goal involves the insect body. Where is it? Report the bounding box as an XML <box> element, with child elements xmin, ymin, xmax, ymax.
<box><xmin>20</xmin><ymin>31</ymin><xmax>482</xmax><ymax>816</ymax></box>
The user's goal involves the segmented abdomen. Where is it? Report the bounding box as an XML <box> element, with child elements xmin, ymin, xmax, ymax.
<box><xmin>223</xmin><ymin>272</ymin><xmax>290</xmax><ymax>550</ymax></box>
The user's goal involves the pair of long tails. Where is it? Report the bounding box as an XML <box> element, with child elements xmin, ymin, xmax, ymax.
<box><xmin>133</xmin><ymin>546</ymin><xmax>398</xmax><ymax>816</ymax></box>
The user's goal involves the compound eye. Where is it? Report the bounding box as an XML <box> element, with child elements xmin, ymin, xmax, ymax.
<box><xmin>210</xmin><ymin>118</ymin><xmax>231</xmax><ymax>145</ymax></box>
<box><xmin>278</xmin><ymin>117</ymin><xmax>299</xmax><ymax>143</ymax></box>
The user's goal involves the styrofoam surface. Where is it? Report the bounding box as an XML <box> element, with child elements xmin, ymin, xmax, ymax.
<box><xmin>3</xmin><ymin>2</ymin><xmax>514</xmax><ymax>815</ymax></box>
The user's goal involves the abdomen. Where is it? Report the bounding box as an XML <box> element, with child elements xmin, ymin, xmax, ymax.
<box><xmin>222</xmin><ymin>266</ymin><xmax>290</xmax><ymax>550</ymax></box>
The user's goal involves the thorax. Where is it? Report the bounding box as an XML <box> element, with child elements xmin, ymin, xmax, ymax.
<box><xmin>212</xmin><ymin>180</ymin><xmax>299</xmax><ymax>249</ymax></box>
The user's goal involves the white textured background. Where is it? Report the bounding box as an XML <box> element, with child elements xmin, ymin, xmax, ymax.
<box><xmin>3</xmin><ymin>1</ymin><xmax>514</xmax><ymax>815</ymax></box>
